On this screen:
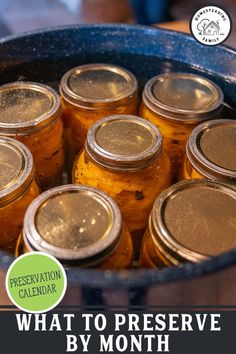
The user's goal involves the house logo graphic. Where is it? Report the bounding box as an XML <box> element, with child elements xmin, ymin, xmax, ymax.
<box><xmin>198</xmin><ymin>19</ymin><xmax>220</xmax><ymax>36</ymax></box>
<box><xmin>191</xmin><ymin>6</ymin><xmax>231</xmax><ymax>46</ymax></box>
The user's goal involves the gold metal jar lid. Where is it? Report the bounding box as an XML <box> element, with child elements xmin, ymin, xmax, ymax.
<box><xmin>23</xmin><ymin>184</ymin><xmax>122</xmax><ymax>266</ymax></box>
<box><xmin>0</xmin><ymin>81</ymin><xmax>61</xmax><ymax>135</ymax></box>
<box><xmin>187</xmin><ymin>119</ymin><xmax>236</xmax><ymax>184</ymax></box>
<box><xmin>143</xmin><ymin>73</ymin><xmax>223</xmax><ymax>123</ymax></box>
<box><xmin>85</xmin><ymin>115</ymin><xmax>163</xmax><ymax>171</ymax></box>
<box><xmin>59</xmin><ymin>63</ymin><xmax>138</xmax><ymax>110</ymax></box>
<box><xmin>150</xmin><ymin>179</ymin><xmax>236</xmax><ymax>265</ymax></box>
<box><xmin>0</xmin><ymin>136</ymin><xmax>34</xmax><ymax>205</ymax></box>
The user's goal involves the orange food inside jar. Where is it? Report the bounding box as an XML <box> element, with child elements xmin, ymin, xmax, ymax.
<box><xmin>139</xmin><ymin>73</ymin><xmax>223</xmax><ymax>179</ymax></box>
<box><xmin>73</xmin><ymin>115</ymin><xmax>172</xmax><ymax>257</ymax></box>
<box><xmin>15</xmin><ymin>233</ymin><xmax>30</xmax><ymax>257</ymax></box>
<box><xmin>0</xmin><ymin>137</ymin><xmax>39</xmax><ymax>253</ymax></box>
<box><xmin>181</xmin><ymin>155</ymin><xmax>205</xmax><ymax>180</ymax></box>
<box><xmin>17</xmin><ymin>185</ymin><xmax>133</xmax><ymax>270</ymax></box>
<box><xmin>140</xmin><ymin>179</ymin><xmax>236</xmax><ymax>269</ymax></box>
<box><xmin>0</xmin><ymin>81</ymin><xmax>65</xmax><ymax>190</ymax></box>
<box><xmin>181</xmin><ymin>119</ymin><xmax>236</xmax><ymax>185</ymax></box>
<box><xmin>60</xmin><ymin>64</ymin><xmax>138</xmax><ymax>167</ymax></box>
<box><xmin>140</xmin><ymin>229</ymin><xmax>171</xmax><ymax>269</ymax></box>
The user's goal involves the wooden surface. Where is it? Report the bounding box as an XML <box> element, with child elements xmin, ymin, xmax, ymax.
<box><xmin>157</xmin><ymin>20</ymin><xmax>236</xmax><ymax>48</ymax></box>
<box><xmin>157</xmin><ymin>20</ymin><xmax>190</xmax><ymax>33</ymax></box>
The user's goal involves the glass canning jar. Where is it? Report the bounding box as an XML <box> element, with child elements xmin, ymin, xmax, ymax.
<box><xmin>0</xmin><ymin>81</ymin><xmax>65</xmax><ymax>190</ymax></box>
<box><xmin>73</xmin><ymin>115</ymin><xmax>172</xmax><ymax>256</ymax></box>
<box><xmin>140</xmin><ymin>179</ymin><xmax>236</xmax><ymax>268</ymax></box>
<box><xmin>139</xmin><ymin>73</ymin><xmax>223</xmax><ymax>178</ymax></box>
<box><xmin>60</xmin><ymin>63</ymin><xmax>138</xmax><ymax>166</ymax></box>
<box><xmin>16</xmin><ymin>185</ymin><xmax>133</xmax><ymax>270</ymax></box>
<box><xmin>181</xmin><ymin>119</ymin><xmax>236</xmax><ymax>185</ymax></box>
<box><xmin>0</xmin><ymin>137</ymin><xmax>39</xmax><ymax>253</ymax></box>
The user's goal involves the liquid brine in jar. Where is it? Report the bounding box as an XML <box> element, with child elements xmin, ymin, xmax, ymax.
<box><xmin>181</xmin><ymin>119</ymin><xmax>236</xmax><ymax>185</ymax></box>
<box><xmin>139</xmin><ymin>73</ymin><xmax>223</xmax><ymax>178</ymax></box>
<box><xmin>16</xmin><ymin>185</ymin><xmax>133</xmax><ymax>270</ymax></box>
<box><xmin>73</xmin><ymin>115</ymin><xmax>172</xmax><ymax>256</ymax></box>
<box><xmin>60</xmin><ymin>63</ymin><xmax>138</xmax><ymax>167</ymax></box>
<box><xmin>0</xmin><ymin>81</ymin><xmax>65</xmax><ymax>190</ymax></box>
<box><xmin>0</xmin><ymin>137</ymin><xmax>39</xmax><ymax>253</ymax></box>
<box><xmin>140</xmin><ymin>179</ymin><xmax>236</xmax><ymax>268</ymax></box>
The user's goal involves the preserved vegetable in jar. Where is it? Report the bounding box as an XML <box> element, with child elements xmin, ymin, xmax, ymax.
<box><xmin>139</xmin><ymin>73</ymin><xmax>223</xmax><ymax>178</ymax></box>
<box><xmin>181</xmin><ymin>119</ymin><xmax>236</xmax><ymax>185</ymax></box>
<box><xmin>17</xmin><ymin>185</ymin><xmax>133</xmax><ymax>270</ymax></box>
<box><xmin>0</xmin><ymin>81</ymin><xmax>65</xmax><ymax>190</ymax></box>
<box><xmin>60</xmin><ymin>63</ymin><xmax>138</xmax><ymax>166</ymax></box>
<box><xmin>0</xmin><ymin>137</ymin><xmax>39</xmax><ymax>253</ymax></box>
<box><xmin>73</xmin><ymin>115</ymin><xmax>172</xmax><ymax>256</ymax></box>
<box><xmin>140</xmin><ymin>179</ymin><xmax>236</xmax><ymax>268</ymax></box>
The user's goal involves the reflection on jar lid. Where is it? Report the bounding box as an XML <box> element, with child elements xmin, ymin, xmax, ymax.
<box><xmin>86</xmin><ymin>115</ymin><xmax>163</xmax><ymax>170</ymax></box>
<box><xmin>0</xmin><ymin>136</ymin><xmax>34</xmax><ymax>205</ymax></box>
<box><xmin>151</xmin><ymin>180</ymin><xmax>236</xmax><ymax>264</ymax></box>
<box><xmin>0</xmin><ymin>82</ymin><xmax>61</xmax><ymax>135</ymax></box>
<box><xmin>187</xmin><ymin>119</ymin><xmax>236</xmax><ymax>184</ymax></box>
<box><xmin>143</xmin><ymin>73</ymin><xmax>223</xmax><ymax>122</ymax></box>
<box><xmin>60</xmin><ymin>63</ymin><xmax>138</xmax><ymax>109</ymax></box>
<box><xmin>23</xmin><ymin>185</ymin><xmax>122</xmax><ymax>265</ymax></box>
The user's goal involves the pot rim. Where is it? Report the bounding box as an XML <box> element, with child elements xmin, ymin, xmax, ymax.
<box><xmin>1</xmin><ymin>250</ymin><xmax>236</xmax><ymax>288</ymax></box>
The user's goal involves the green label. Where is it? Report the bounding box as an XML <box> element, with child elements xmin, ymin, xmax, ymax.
<box><xmin>6</xmin><ymin>252</ymin><xmax>67</xmax><ymax>313</ymax></box>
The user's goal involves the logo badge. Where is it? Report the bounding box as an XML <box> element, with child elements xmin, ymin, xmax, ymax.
<box><xmin>6</xmin><ymin>252</ymin><xmax>67</xmax><ymax>313</ymax></box>
<box><xmin>190</xmin><ymin>6</ymin><xmax>231</xmax><ymax>46</ymax></box>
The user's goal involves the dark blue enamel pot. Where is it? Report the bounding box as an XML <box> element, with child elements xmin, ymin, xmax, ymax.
<box><xmin>0</xmin><ymin>25</ymin><xmax>236</xmax><ymax>306</ymax></box>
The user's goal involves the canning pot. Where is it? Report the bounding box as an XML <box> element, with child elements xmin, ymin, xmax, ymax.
<box><xmin>0</xmin><ymin>24</ymin><xmax>236</xmax><ymax>306</ymax></box>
